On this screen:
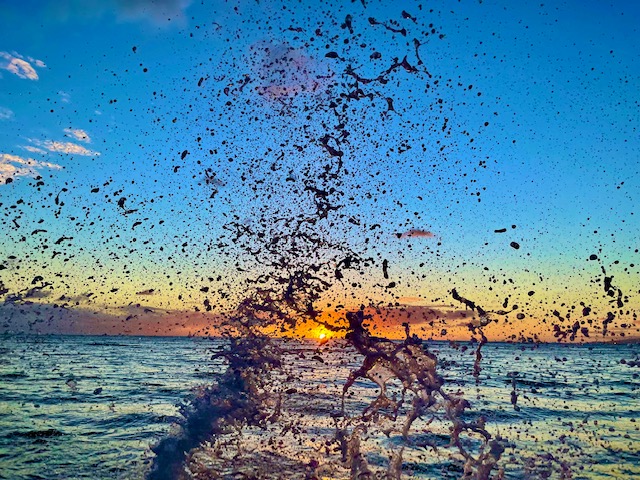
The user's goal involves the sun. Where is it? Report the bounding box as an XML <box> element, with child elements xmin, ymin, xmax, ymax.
<box><xmin>318</xmin><ymin>333</ymin><xmax>326</xmax><ymax>340</ymax></box>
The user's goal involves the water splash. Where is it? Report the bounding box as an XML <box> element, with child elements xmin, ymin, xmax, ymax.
<box><xmin>147</xmin><ymin>6</ymin><xmax>509</xmax><ymax>478</ymax></box>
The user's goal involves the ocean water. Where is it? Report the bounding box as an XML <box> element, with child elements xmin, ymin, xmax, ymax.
<box><xmin>0</xmin><ymin>335</ymin><xmax>638</xmax><ymax>479</ymax></box>
<box><xmin>0</xmin><ymin>335</ymin><xmax>224</xmax><ymax>480</ymax></box>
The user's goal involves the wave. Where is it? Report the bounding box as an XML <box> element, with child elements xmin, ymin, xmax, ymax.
<box><xmin>0</xmin><ymin>372</ymin><xmax>28</xmax><ymax>379</ymax></box>
<box><xmin>5</xmin><ymin>429</ymin><xmax>65</xmax><ymax>439</ymax></box>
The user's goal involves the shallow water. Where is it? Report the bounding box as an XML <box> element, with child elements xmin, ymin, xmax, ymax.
<box><xmin>0</xmin><ymin>335</ymin><xmax>638</xmax><ymax>479</ymax></box>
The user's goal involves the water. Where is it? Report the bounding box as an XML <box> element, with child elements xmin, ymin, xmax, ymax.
<box><xmin>0</xmin><ymin>335</ymin><xmax>637</xmax><ymax>479</ymax></box>
<box><xmin>0</xmin><ymin>335</ymin><xmax>224</xmax><ymax>480</ymax></box>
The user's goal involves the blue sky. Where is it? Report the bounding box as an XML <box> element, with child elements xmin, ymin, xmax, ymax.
<box><xmin>0</xmin><ymin>0</ymin><xmax>638</xmax><ymax>338</ymax></box>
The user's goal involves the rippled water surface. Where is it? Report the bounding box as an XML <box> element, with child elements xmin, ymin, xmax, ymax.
<box><xmin>0</xmin><ymin>335</ymin><xmax>222</xmax><ymax>480</ymax></box>
<box><xmin>0</xmin><ymin>335</ymin><xmax>638</xmax><ymax>479</ymax></box>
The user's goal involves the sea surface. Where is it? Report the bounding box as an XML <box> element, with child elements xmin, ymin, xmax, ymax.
<box><xmin>0</xmin><ymin>335</ymin><xmax>638</xmax><ymax>479</ymax></box>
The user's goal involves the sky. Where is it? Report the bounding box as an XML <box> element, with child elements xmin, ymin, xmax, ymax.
<box><xmin>0</xmin><ymin>0</ymin><xmax>638</xmax><ymax>341</ymax></box>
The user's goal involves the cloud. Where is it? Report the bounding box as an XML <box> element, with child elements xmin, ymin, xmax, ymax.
<box><xmin>29</xmin><ymin>138</ymin><xmax>100</xmax><ymax>156</ymax></box>
<box><xmin>249</xmin><ymin>41</ymin><xmax>333</xmax><ymax>100</ymax></box>
<box><xmin>136</xmin><ymin>289</ymin><xmax>155</xmax><ymax>295</ymax></box>
<box><xmin>24</xmin><ymin>288</ymin><xmax>53</xmax><ymax>299</ymax></box>
<box><xmin>64</xmin><ymin>128</ymin><xmax>91</xmax><ymax>143</ymax></box>
<box><xmin>114</xmin><ymin>0</ymin><xmax>192</xmax><ymax>25</ymax></box>
<box><xmin>0</xmin><ymin>51</ymin><xmax>45</xmax><ymax>80</ymax></box>
<box><xmin>30</xmin><ymin>0</ymin><xmax>192</xmax><ymax>27</ymax></box>
<box><xmin>398</xmin><ymin>229</ymin><xmax>436</xmax><ymax>239</ymax></box>
<box><xmin>313</xmin><ymin>304</ymin><xmax>484</xmax><ymax>340</ymax></box>
<box><xmin>397</xmin><ymin>296</ymin><xmax>424</xmax><ymax>304</ymax></box>
<box><xmin>2</xmin><ymin>154</ymin><xmax>63</xmax><ymax>170</ymax></box>
<box><xmin>23</xmin><ymin>145</ymin><xmax>48</xmax><ymax>154</ymax></box>
<box><xmin>3</xmin><ymin>0</ymin><xmax>194</xmax><ymax>30</ymax></box>
<box><xmin>0</xmin><ymin>153</ymin><xmax>63</xmax><ymax>184</ymax></box>
<box><xmin>0</xmin><ymin>107</ymin><xmax>14</xmax><ymax>120</ymax></box>
<box><xmin>367</xmin><ymin>305</ymin><xmax>476</xmax><ymax>328</ymax></box>
<box><xmin>58</xmin><ymin>91</ymin><xmax>71</xmax><ymax>103</ymax></box>
<box><xmin>0</xmin><ymin>301</ymin><xmax>223</xmax><ymax>336</ymax></box>
<box><xmin>43</xmin><ymin>140</ymin><xmax>99</xmax><ymax>155</ymax></box>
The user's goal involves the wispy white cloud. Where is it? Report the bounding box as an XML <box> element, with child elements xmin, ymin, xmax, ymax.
<box><xmin>58</xmin><ymin>91</ymin><xmax>71</xmax><ymax>103</ymax></box>
<box><xmin>3</xmin><ymin>57</ymin><xmax>37</xmax><ymax>80</ymax></box>
<box><xmin>114</xmin><ymin>0</ymin><xmax>192</xmax><ymax>25</ymax></box>
<box><xmin>0</xmin><ymin>107</ymin><xmax>14</xmax><ymax>120</ymax></box>
<box><xmin>42</xmin><ymin>140</ymin><xmax>100</xmax><ymax>157</ymax></box>
<box><xmin>23</xmin><ymin>145</ymin><xmax>48</xmax><ymax>154</ymax></box>
<box><xmin>15</xmin><ymin>0</ymin><xmax>192</xmax><ymax>28</ymax></box>
<box><xmin>0</xmin><ymin>51</ymin><xmax>45</xmax><ymax>80</ymax></box>
<box><xmin>0</xmin><ymin>153</ymin><xmax>62</xmax><ymax>184</ymax></box>
<box><xmin>28</xmin><ymin>138</ymin><xmax>100</xmax><ymax>156</ymax></box>
<box><xmin>5</xmin><ymin>154</ymin><xmax>61</xmax><ymax>169</ymax></box>
<box><xmin>42</xmin><ymin>140</ymin><xmax>99</xmax><ymax>156</ymax></box>
<box><xmin>63</xmin><ymin>128</ymin><xmax>91</xmax><ymax>143</ymax></box>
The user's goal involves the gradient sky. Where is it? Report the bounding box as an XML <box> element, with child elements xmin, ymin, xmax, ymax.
<box><xmin>0</xmin><ymin>0</ymin><xmax>638</xmax><ymax>341</ymax></box>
